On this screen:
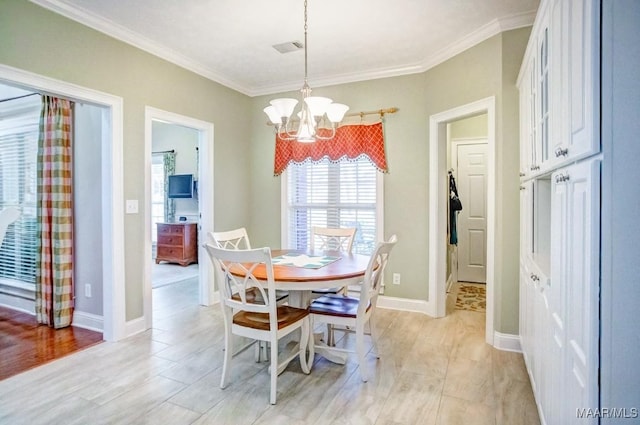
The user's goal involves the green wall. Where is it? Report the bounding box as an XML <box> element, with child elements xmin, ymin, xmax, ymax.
<box><xmin>0</xmin><ymin>0</ymin><xmax>531</xmax><ymax>334</ymax></box>
<box><xmin>0</xmin><ymin>0</ymin><xmax>252</xmax><ymax>320</ymax></box>
<box><xmin>249</xmin><ymin>28</ymin><xmax>530</xmax><ymax>334</ymax></box>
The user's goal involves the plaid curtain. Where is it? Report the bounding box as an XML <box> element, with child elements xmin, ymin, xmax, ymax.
<box><xmin>163</xmin><ymin>152</ymin><xmax>176</xmax><ymax>222</ymax></box>
<box><xmin>35</xmin><ymin>96</ymin><xmax>74</xmax><ymax>328</ymax></box>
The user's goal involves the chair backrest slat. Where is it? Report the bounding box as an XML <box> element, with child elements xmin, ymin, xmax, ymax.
<box><xmin>209</xmin><ymin>227</ymin><xmax>251</xmax><ymax>250</ymax></box>
<box><xmin>310</xmin><ymin>226</ymin><xmax>357</xmax><ymax>253</ymax></box>
<box><xmin>204</xmin><ymin>244</ymin><xmax>276</xmax><ymax>317</ymax></box>
<box><xmin>359</xmin><ymin>235</ymin><xmax>398</xmax><ymax>314</ymax></box>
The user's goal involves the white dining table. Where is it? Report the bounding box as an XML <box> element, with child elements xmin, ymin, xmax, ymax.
<box><xmin>240</xmin><ymin>249</ymin><xmax>371</xmax><ymax>370</ymax></box>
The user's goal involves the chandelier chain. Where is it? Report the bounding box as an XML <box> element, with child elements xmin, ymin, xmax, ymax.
<box><xmin>304</xmin><ymin>0</ymin><xmax>308</xmax><ymax>83</ymax></box>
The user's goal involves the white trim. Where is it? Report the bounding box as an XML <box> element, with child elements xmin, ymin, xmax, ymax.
<box><xmin>0</xmin><ymin>63</ymin><xmax>126</xmax><ymax>342</ymax></box>
<box><xmin>446</xmin><ymin>272</ymin><xmax>454</xmax><ymax>293</ymax></box>
<box><xmin>493</xmin><ymin>331</ymin><xmax>522</xmax><ymax>352</ymax></box>
<box><xmin>124</xmin><ymin>316</ymin><xmax>147</xmax><ymax>338</ymax></box>
<box><xmin>72</xmin><ymin>310</ymin><xmax>103</xmax><ymax>333</ymax></box>
<box><xmin>143</xmin><ymin>107</ymin><xmax>215</xmax><ymax>331</ymax></box>
<box><xmin>280</xmin><ymin>169</ymin><xmax>289</xmax><ymax>249</ymax></box>
<box><xmin>29</xmin><ymin>0</ymin><xmax>247</xmax><ymax>96</ymax></box>
<box><xmin>428</xmin><ymin>97</ymin><xmax>496</xmax><ymax>346</ymax></box>
<box><xmin>0</xmin><ymin>294</ymin><xmax>35</xmax><ymax>314</ymax></box>
<box><xmin>30</xmin><ymin>0</ymin><xmax>536</xmax><ymax>97</ymax></box>
<box><xmin>253</xmin><ymin>11</ymin><xmax>538</xmax><ymax>96</ymax></box>
<box><xmin>376</xmin><ymin>171</ymin><xmax>385</xmax><ymax>242</ymax></box>
<box><xmin>376</xmin><ymin>295</ymin><xmax>431</xmax><ymax>315</ymax></box>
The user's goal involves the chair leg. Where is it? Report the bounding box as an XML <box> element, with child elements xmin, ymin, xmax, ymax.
<box><xmin>220</xmin><ymin>329</ymin><xmax>233</xmax><ymax>389</ymax></box>
<box><xmin>326</xmin><ymin>323</ymin><xmax>334</xmax><ymax>346</ymax></box>
<box><xmin>270</xmin><ymin>337</ymin><xmax>278</xmax><ymax>405</ymax></box>
<box><xmin>254</xmin><ymin>341</ymin><xmax>261</xmax><ymax>362</ymax></box>
<box><xmin>369</xmin><ymin>317</ymin><xmax>380</xmax><ymax>359</ymax></box>
<box><xmin>356</xmin><ymin>322</ymin><xmax>368</xmax><ymax>382</ymax></box>
<box><xmin>307</xmin><ymin>317</ymin><xmax>316</xmax><ymax>370</ymax></box>
<box><xmin>299</xmin><ymin>318</ymin><xmax>311</xmax><ymax>374</ymax></box>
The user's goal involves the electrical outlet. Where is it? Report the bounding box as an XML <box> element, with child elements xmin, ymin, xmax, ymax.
<box><xmin>125</xmin><ymin>199</ymin><xmax>139</xmax><ymax>214</ymax></box>
<box><xmin>392</xmin><ymin>273</ymin><xmax>401</xmax><ymax>285</ymax></box>
<box><xmin>85</xmin><ymin>284</ymin><xmax>91</xmax><ymax>298</ymax></box>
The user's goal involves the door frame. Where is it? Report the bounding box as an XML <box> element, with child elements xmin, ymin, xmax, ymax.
<box><xmin>0</xmin><ymin>64</ymin><xmax>126</xmax><ymax>342</ymax></box>
<box><xmin>428</xmin><ymin>96</ymin><xmax>496</xmax><ymax>345</ymax></box>
<box><xmin>143</xmin><ymin>107</ymin><xmax>215</xmax><ymax>330</ymax></box>
<box><xmin>450</xmin><ymin>138</ymin><xmax>488</xmax><ymax>284</ymax></box>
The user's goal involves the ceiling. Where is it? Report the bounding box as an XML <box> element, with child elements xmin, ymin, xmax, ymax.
<box><xmin>31</xmin><ymin>0</ymin><xmax>539</xmax><ymax>97</ymax></box>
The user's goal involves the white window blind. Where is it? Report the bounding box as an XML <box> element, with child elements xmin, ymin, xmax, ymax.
<box><xmin>285</xmin><ymin>157</ymin><xmax>380</xmax><ymax>255</ymax></box>
<box><xmin>0</xmin><ymin>97</ymin><xmax>40</xmax><ymax>287</ymax></box>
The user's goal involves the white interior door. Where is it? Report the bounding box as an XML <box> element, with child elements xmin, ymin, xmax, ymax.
<box><xmin>454</xmin><ymin>141</ymin><xmax>487</xmax><ymax>283</ymax></box>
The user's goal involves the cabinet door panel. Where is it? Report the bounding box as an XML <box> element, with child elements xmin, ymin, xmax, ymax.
<box><xmin>565</xmin><ymin>0</ymin><xmax>600</xmax><ymax>163</ymax></box>
<box><xmin>563</xmin><ymin>158</ymin><xmax>600</xmax><ymax>422</ymax></box>
<box><xmin>549</xmin><ymin>167</ymin><xmax>569</xmax><ymax>422</ymax></box>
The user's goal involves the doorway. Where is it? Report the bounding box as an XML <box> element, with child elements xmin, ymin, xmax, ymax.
<box><xmin>428</xmin><ymin>97</ymin><xmax>496</xmax><ymax>346</ymax></box>
<box><xmin>143</xmin><ymin>107</ymin><xmax>214</xmax><ymax>330</ymax></box>
<box><xmin>450</xmin><ymin>138</ymin><xmax>488</xmax><ymax>284</ymax></box>
<box><xmin>0</xmin><ymin>64</ymin><xmax>126</xmax><ymax>342</ymax></box>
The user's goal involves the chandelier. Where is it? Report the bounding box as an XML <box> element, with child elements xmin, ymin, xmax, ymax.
<box><xmin>263</xmin><ymin>0</ymin><xmax>349</xmax><ymax>143</ymax></box>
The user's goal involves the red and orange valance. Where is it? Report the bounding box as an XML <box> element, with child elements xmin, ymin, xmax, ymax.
<box><xmin>273</xmin><ymin>122</ymin><xmax>388</xmax><ymax>176</ymax></box>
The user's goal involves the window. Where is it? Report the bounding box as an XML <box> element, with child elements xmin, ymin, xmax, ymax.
<box><xmin>283</xmin><ymin>157</ymin><xmax>382</xmax><ymax>255</ymax></box>
<box><xmin>0</xmin><ymin>96</ymin><xmax>40</xmax><ymax>288</ymax></box>
<box><xmin>151</xmin><ymin>154</ymin><xmax>165</xmax><ymax>242</ymax></box>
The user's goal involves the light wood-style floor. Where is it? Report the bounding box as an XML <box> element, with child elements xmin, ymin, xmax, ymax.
<box><xmin>0</xmin><ymin>279</ymin><xmax>540</xmax><ymax>425</ymax></box>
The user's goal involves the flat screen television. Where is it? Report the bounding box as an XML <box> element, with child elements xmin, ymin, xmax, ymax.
<box><xmin>167</xmin><ymin>174</ymin><xmax>194</xmax><ymax>198</ymax></box>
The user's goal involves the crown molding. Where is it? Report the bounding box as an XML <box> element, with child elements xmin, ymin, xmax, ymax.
<box><xmin>419</xmin><ymin>9</ymin><xmax>538</xmax><ymax>75</ymax></box>
<box><xmin>30</xmin><ymin>0</ymin><xmax>536</xmax><ymax>98</ymax></box>
<box><xmin>29</xmin><ymin>0</ymin><xmax>253</xmax><ymax>96</ymax></box>
<box><xmin>251</xmin><ymin>10</ymin><xmax>537</xmax><ymax>96</ymax></box>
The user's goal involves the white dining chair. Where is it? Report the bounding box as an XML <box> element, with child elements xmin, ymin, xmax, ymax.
<box><xmin>309</xmin><ymin>226</ymin><xmax>357</xmax><ymax>253</ymax></box>
<box><xmin>209</xmin><ymin>227</ymin><xmax>288</xmax><ymax>361</ymax></box>
<box><xmin>204</xmin><ymin>244</ymin><xmax>310</xmax><ymax>405</ymax></box>
<box><xmin>210</xmin><ymin>227</ymin><xmax>289</xmax><ymax>304</ymax></box>
<box><xmin>308</xmin><ymin>234</ymin><xmax>397</xmax><ymax>382</ymax></box>
<box><xmin>0</xmin><ymin>207</ymin><xmax>21</xmax><ymax>248</ymax></box>
<box><xmin>309</xmin><ymin>226</ymin><xmax>357</xmax><ymax>345</ymax></box>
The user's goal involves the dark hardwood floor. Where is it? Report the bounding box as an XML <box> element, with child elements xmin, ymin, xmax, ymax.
<box><xmin>0</xmin><ymin>306</ymin><xmax>103</xmax><ymax>380</ymax></box>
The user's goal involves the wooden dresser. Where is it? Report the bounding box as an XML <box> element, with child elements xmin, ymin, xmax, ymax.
<box><xmin>155</xmin><ymin>222</ymin><xmax>198</xmax><ymax>266</ymax></box>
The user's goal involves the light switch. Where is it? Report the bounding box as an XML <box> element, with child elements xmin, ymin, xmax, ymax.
<box><xmin>125</xmin><ymin>199</ymin><xmax>139</xmax><ymax>214</ymax></box>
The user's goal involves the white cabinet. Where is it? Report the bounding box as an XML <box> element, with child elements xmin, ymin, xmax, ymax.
<box><xmin>519</xmin><ymin>0</ymin><xmax>600</xmax><ymax>176</ymax></box>
<box><xmin>518</xmin><ymin>0</ymin><xmax>601</xmax><ymax>423</ymax></box>
<box><xmin>552</xmin><ymin>159</ymin><xmax>601</xmax><ymax>423</ymax></box>
<box><xmin>550</xmin><ymin>0</ymin><xmax>601</xmax><ymax>167</ymax></box>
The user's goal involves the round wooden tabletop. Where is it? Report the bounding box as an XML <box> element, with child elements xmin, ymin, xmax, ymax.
<box><xmin>249</xmin><ymin>249</ymin><xmax>371</xmax><ymax>290</ymax></box>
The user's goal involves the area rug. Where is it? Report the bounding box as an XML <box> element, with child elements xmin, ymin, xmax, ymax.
<box><xmin>455</xmin><ymin>283</ymin><xmax>486</xmax><ymax>312</ymax></box>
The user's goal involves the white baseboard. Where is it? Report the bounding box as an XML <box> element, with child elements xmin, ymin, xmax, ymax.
<box><xmin>493</xmin><ymin>331</ymin><xmax>521</xmax><ymax>352</ymax></box>
<box><xmin>0</xmin><ymin>294</ymin><xmax>35</xmax><ymax>314</ymax></box>
<box><xmin>125</xmin><ymin>316</ymin><xmax>147</xmax><ymax>338</ymax></box>
<box><xmin>377</xmin><ymin>295</ymin><xmax>432</xmax><ymax>316</ymax></box>
<box><xmin>72</xmin><ymin>310</ymin><xmax>103</xmax><ymax>333</ymax></box>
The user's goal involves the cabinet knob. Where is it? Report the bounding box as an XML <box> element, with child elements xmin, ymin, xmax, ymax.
<box><xmin>555</xmin><ymin>147</ymin><xmax>569</xmax><ymax>158</ymax></box>
<box><xmin>519</xmin><ymin>172</ymin><xmax>526</xmax><ymax>177</ymax></box>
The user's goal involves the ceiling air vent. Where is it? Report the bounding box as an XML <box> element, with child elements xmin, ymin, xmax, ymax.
<box><xmin>272</xmin><ymin>41</ymin><xmax>304</xmax><ymax>54</ymax></box>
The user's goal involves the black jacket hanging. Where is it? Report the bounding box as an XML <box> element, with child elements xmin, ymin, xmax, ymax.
<box><xmin>449</xmin><ymin>174</ymin><xmax>462</xmax><ymax>212</ymax></box>
<box><xmin>449</xmin><ymin>173</ymin><xmax>462</xmax><ymax>245</ymax></box>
